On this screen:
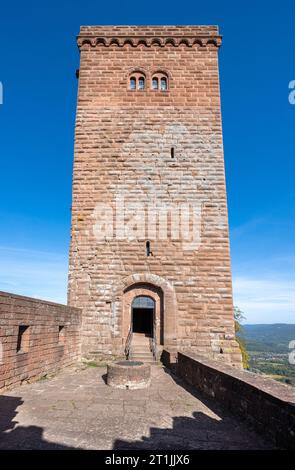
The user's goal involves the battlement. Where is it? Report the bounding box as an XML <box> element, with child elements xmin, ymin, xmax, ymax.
<box><xmin>77</xmin><ymin>25</ymin><xmax>222</xmax><ymax>48</ymax></box>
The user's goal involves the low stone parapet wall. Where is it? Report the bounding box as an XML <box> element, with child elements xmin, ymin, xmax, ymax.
<box><xmin>163</xmin><ymin>350</ymin><xmax>295</xmax><ymax>449</ymax></box>
<box><xmin>0</xmin><ymin>291</ymin><xmax>81</xmax><ymax>392</ymax></box>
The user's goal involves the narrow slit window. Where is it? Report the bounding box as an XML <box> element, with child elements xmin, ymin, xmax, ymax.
<box><xmin>171</xmin><ymin>147</ymin><xmax>175</xmax><ymax>158</ymax></box>
<box><xmin>130</xmin><ymin>77</ymin><xmax>136</xmax><ymax>90</ymax></box>
<box><xmin>58</xmin><ymin>326</ymin><xmax>65</xmax><ymax>346</ymax></box>
<box><xmin>17</xmin><ymin>325</ymin><xmax>30</xmax><ymax>353</ymax></box>
<box><xmin>160</xmin><ymin>77</ymin><xmax>167</xmax><ymax>91</ymax></box>
<box><xmin>138</xmin><ymin>76</ymin><xmax>145</xmax><ymax>90</ymax></box>
<box><xmin>152</xmin><ymin>77</ymin><xmax>158</xmax><ymax>90</ymax></box>
<box><xmin>146</xmin><ymin>240</ymin><xmax>151</xmax><ymax>257</ymax></box>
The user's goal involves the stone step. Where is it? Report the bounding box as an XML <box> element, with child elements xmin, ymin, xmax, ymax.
<box><xmin>132</xmin><ymin>352</ymin><xmax>152</xmax><ymax>356</ymax></box>
<box><xmin>132</xmin><ymin>348</ymin><xmax>150</xmax><ymax>352</ymax></box>
<box><xmin>132</xmin><ymin>355</ymin><xmax>152</xmax><ymax>358</ymax></box>
<box><xmin>132</xmin><ymin>335</ymin><xmax>151</xmax><ymax>341</ymax></box>
<box><xmin>130</xmin><ymin>357</ymin><xmax>156</xmax><ymax>363</ymax></box>
<box><xmin>132</xmin><ymin>341</ymin><xmax>150</xmax><ymax>345</ymax></box>
<box><xmin>131</xmin><ymin>355</ymin><xmax>154</xmax><ymax>360</ymax></box>
<box><xmin>132</xmin><ymin>340</ymin><xmax>150</xmax><ymax>344</ymax></box>
<box><xmin>131</xmin><ymin>341</ymin><xmax>150</xmax><ymax>346</ymax></box>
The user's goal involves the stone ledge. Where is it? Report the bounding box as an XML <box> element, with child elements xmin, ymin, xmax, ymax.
<box><xmin>180</xmin><ymin>350</ymin><xmax>295</xmax><ymax>404</ymax></box>
<box><xmin>0</xmin><ymin>290</ymin><xmax>81</xmax><ymax>311</ymax></box>
<box><xmin>163</xmin><ymin>350</ymin><xmax>295</xmax><ymax>449</ymax></box>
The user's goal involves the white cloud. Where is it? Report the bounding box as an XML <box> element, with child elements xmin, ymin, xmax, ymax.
<box><xmin>0</xmin><ymin>246</ymin><xmax>68</xmax><ymax>304</ymax></box>
<box><xmin>232</xmin><ymin>276</ymin><xmax>295</xmax><ymax>324</ymax></box>
<box><xmin>0</xmin><ymin>246</ymin><xmax>294</xmax><ymax>324</ymax></box>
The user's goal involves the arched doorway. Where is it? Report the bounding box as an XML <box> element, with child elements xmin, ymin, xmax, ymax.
<box><xmin>112</xmin><ymin>273</ymin><xmax>178</xmax><ymax>356</ymax></box>
<box><xmin>122</xmin><ymin>283</ymin><xmax>163</xmax><ymax>348</ymax></box>
<box><xmin>132</xmin><ymin>296</ymin><xmax>155</xmax><ymax>337</ymax></box>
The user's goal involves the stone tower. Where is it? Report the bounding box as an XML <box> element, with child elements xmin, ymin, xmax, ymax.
<box><xmin>68</xmin><ymin>26</ymin><xmax>242</xmax><ymax>367</ymax></box>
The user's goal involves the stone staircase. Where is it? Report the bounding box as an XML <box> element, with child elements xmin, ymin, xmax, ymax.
<box><xmin>129</xmin><ymin>333</ymin><xmax>155</xmax><ymax>363</ymax></box>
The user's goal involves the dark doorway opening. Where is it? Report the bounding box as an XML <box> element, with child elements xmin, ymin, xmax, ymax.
<box><xmin>132</xmin><ymin>308</ymin><xmax>153</xmax><ymax>335</ymax></box>
<box><xmin>131</xmin><ymin>296</ymin><xmax>155</xmax><ymax>337</ymax></box>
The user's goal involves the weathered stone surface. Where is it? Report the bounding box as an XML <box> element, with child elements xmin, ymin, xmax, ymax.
<box><xmin>0</xmin><ymin>292</ymin><xmax>81</xmax><ymax>393</ymax></box>
<box><xmin>174</xmin><ymin>351</ymin><xmax>295</xmax><ymax>449</ymax></box>
<box><xmin>107</xmin><ymin>361</ymin><xmax>151</xmax><ymax>389</ymax></box>
<box><xmin>68</xmin><ymin>25</ymin><xmax>242</xmax><ymax>367</ymax></box>
<box><xmin>0</xmin><ymin>365</ymin><xmax>272</xmax><ymax>450</ymax></box>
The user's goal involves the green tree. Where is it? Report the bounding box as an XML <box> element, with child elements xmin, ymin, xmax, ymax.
<box><xmin>234</xmin><ymin>306</ymin><xmax>249</xmax><ymax>369</ymax></box>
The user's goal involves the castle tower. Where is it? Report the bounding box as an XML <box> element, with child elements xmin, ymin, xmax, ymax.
<box><xmin>68</xmin><ymin>26</ymin><xmax>242</xmax><ymax>367</ymax></box>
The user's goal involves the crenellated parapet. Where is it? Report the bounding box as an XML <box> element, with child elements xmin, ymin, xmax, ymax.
<box><xmin>77</xmin><ymin>25</ymin><xmax>222</xmax><ymax>49</ymax></box>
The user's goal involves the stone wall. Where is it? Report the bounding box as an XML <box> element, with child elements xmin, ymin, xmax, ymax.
<box><xmin>172</xmin><ymin>351</ymin><xmax>295</xmax><ymax>449</ymax></box>
<box><xmin>68</xmin><ymin>25</ymin><xmax>242</xmax><ymax>367</ymax></box>
<box><xmin>0</xmin><ymin>292</ymin><xmax>81</xmax><ymax>392</ymax></box>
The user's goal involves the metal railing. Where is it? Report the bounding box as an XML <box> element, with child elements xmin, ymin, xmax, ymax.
<box><xmin>150</xmin><ymin>333</ymin><xmax>157</xmax><ymax>361</ymax></box>
<box><xmin>124</xmin><ymin>328</ymin><xmax>133</xmax><ymax>359</ymax></box>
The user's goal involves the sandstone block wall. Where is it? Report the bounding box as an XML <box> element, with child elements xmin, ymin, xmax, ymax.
<box><xmin>176</xmin><ymin>351</ymin><xmax>295</xmax><ymax>449</ymax></box>
<box><xmin>68</xmin><ymin>26</ymin><xmax>242</xmax><ymax>367</ymax></box>
<box><xmin>0</xmin><ymin>292</ymin><xmax>81</xmax><ymax>392</ymax></box>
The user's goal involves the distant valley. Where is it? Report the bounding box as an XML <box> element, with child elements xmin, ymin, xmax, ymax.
<box><xmin>238</xmin><ymin>324</ymin><xmax>295</xmax><ymax>386</ymax></box>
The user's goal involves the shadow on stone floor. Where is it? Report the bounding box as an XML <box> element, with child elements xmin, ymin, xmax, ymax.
<box><xmin>113</xmin><ymin>367</ymin><xmax>272</xmax><ymax>450</ymax></box>
<box><xmin>0</xmin><ymin>395</ymin><xmax>76</xmax><ymax>450</ymax></box>
<box><xmin>113</xmin><ymin>411</ymin><xmax>234</xmax><ymax>450</ymax></box>
<box><xmin>0</xmin><ymin>367</ymin><xmax>273</xmax><ymax>450</ymax></box>
<box><xmin>162</xmin><ymin>367</ymin><xmax>232</xmax><ymax>416</ymax></box>
<box><xmin>113</xmin><ymin>409</ymin><xmax>272</xmax><ymax>450</ymax></box>
<box><xmin>163</xmin><ymin>367</ymin><xmax>274</xmax><ymax>448</ymax></box>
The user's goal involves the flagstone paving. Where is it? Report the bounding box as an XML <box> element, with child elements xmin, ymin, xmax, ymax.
<box><xmin>0</xmin><ymin>364</ymin><xmax>273</xmax><ymax>449</ymax></box>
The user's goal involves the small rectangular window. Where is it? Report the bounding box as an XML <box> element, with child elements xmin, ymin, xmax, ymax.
<box><xmin>138</xmin><ymin>77</ymin><xmax>145</xmax><ymax>90</ymax></box>
<box><xmin>152</xmin><ymin>77</ymin><xmax>158</xmax><ymax>90</ymax></box>
<box><xmin>17</xmin><ymin>325</ymin><xmax>30</xmax><ymax>353</ymax></box>
<box><xmin>130</xmin><ymin>77</ymin><xmax>136</xmax><ymax>90</ymax></box>
<box><xmin>58</xmin><ymin>326</ymin><xmax>65</xmax><ymax>345</ymax></box>
<box><xmin>161</xmin><ymin>77</ymin><xmax>167</xmax><ymax>91</ymax></box>
<box><xmin>146</xmin><ymin>240</ymin><xmax>152</xmax><ymax>257</ymax></box>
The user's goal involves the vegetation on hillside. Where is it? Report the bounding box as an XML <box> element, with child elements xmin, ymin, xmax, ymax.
<box><xmin>240</xmin><ymin>324</ymin><xmax>295</xmax><ymax>353</ymax></box>
<box><xmin>237</xmin><ymin>322</ymin><xmax>295</xmax><ymax>387</ymax></box>
<box><xmin>234</xmin><ymin>306</ymin><xmax>249</xmax><ymax>369</ymax></box>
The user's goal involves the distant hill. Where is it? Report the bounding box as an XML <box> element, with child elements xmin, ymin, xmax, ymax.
<box><xmin>239</xmin><ymin>324</ymin><xmax>295</xmax><ymax>353</ymax></box>
<box><xmin>238</xmin><ymin>324</ymin><xmax>295</xmax><ymax>386</ymax></box>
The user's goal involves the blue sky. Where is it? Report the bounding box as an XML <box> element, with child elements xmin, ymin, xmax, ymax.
<box><xmin>0</xmin><ymin>1</ymin><xmax>294</xmax><ymax>323</ymax></box>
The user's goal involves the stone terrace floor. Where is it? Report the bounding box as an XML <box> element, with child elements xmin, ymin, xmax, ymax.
<box><xmin>0</xmin><ymin>364</ymin><xmax>273</xmax><ymax>450</ymax></box>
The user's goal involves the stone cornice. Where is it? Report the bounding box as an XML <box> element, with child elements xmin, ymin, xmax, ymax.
<box><xmin>77</xmin><ymin>26</ymin><xmax>222</xmax><ymax>49</ymax></box>
<box><xmin>77</xmin><ymin>35</ymin><xmax>222</xmax><ymax>49</ymax></box>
